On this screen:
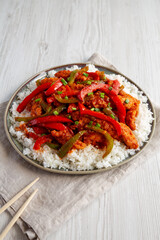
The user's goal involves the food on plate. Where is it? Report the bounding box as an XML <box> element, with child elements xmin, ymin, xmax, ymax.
<box><xmin>9</xmin><ymin>64</ymin><xmax>153</xmax><ymax>171</ymax></box>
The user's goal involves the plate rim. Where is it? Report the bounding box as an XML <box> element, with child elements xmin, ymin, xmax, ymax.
<box><xmin>4</xmin><ymin>63</ymin><xmax>156</xmax><ymax>175</ymax></box>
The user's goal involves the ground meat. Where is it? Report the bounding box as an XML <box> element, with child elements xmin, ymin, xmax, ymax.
<box><xmin>55</xmin><ymin>70</ymin><xmax>71</xmax><ymax>79</ymax></box>
<box><xmin>120</xmin><ymin>123</ymin><xmax>138</xmax><ymax>149</ymax></box>
<box><xmin>51</xmin><ymin>129</ymin><xmax>73</xmax><ymax>145</ymax></box>
<box><xmin>84</xmin><ymin>91</ymin><xmax>109</xmax><ymax>109</ymax></box>
<box><xmin>83</xmin><ymin>131</ymin><xmax>106</xmax><ymax>149</ymax></box>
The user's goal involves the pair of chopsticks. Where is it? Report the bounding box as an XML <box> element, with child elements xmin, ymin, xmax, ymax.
<box><xmin>0</xmin><ymin>177</ymin><xmax>39</xmax><ymax>240</ymax></box>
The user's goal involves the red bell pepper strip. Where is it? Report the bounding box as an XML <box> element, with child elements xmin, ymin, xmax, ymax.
<box><xmin>33</xmin><ymin>126</ymin><xmax>48</xmax><ymax>134</ymax></box>
<box><xmin>87</xmin><ymin>72</ymin><xmax>100</xmax><ymax>80</ymax></box>
<box><xmin>28</xmin><ymin>115</ymin><xmax>73</xmax><ymax>126</ymax></box>
<box><xmin>61</xmin><ymin>85</ymin><xmax>79</xmax><ymax>98</ymax></box>
<box><xmin>17</xmin><ymin>82</ymin><xmax>51</xmax><ymax>113</ymax></box>
<box><xmin>112</xmin><ymin>80</ymin><xmax>120</xmax><ymax>94</ymax></box>
<box><xmin>78</xmin><ymin>103</ymin><xmax>121</xmax><ymax>136</ymax></box>
<box><xmin>45</xmin><ymin>78</ymin><xmax>63</xmax><ymax>96</ymax></box>
<box><xmin>37</xmin><ymin>122</ymin><xmax>67</xmax><ymax>131</ymax></box>
<box><xmin>46</xmin><ymin>95</ymin><xmax>55</xmax><ymax>103</ymax></box>
<box><xmin>33</xmin><ymin>135</ymin><xmax>52</xmax><ymax>150</ymax></box>
<box><xmin>78</xmin><ymin>83</ymin><xmax>117</xmax><ymax>101</ymax></box>
<box><xmin>55</xmin><ymin>95</ymin><xmax>79</xmax><ymax>104</ymax></box>
<box><xmin>27</xmin><ymin>132</ymin><xmax>39</xmax><ymax>140</ymax></box>
<box><xmin>109</xmin><ymin>95</ymin><xmax>126</xmax><ymax>123</ymax></box>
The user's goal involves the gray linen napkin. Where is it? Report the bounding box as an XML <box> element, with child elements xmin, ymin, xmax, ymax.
<box><xmin>0</xmin><ymin>53</ymin><xmax>159</xmax><ymax>240</ymax></box>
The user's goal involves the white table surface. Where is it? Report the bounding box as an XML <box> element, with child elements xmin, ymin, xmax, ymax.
<box><xmin>0</xmin><ymin>0</ymin><xmax>160</xmax><ymax>239</ymax></box>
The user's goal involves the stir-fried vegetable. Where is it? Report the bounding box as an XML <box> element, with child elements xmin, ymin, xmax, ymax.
<box><xmin>17</xmin><ymin>82</ymin><xmax>51</xmax><ymax>113</ymax></box>
<box><xmin>109</xmin><ymin>95</ymin><xmax>126</xmax><ymax>123</ymax></box>
<box><xmin>33</xmin><ymin>135</ymin><xmax>52</xmax><ymax>150</ymax></box>
<box><xmin>103</xmin><ymin>107</ymin><xmax>118</xmax><ymax>121</ymax></box>
<box><xmin>86</xmin><ymin>125</ymin><xmax>113</xmax><ymax>158</ymax></box>
<box><xmin>78</xmin><ymin>103</ymin><xmax>121</xmax><ymax>136</ymax></box>
<box><xmin>55</xmin><ymin>95</ymin><xmax>79</xmax><ymax>103</ymax></box>
<box><xmin>37</xmin><ymin>122</ymin><xmax>67</xmax><ymax>131</ymax></box>
<box><xmin>15</xmin><ymin>65</ymin><xmax>140</xmax><ymax>158</ymax></box>
<box><xmin>46</xmin><ymin>143</ymin><xmax>60</xmax><ymax>149</ymax></box>
<box><xmin>57</xmin><ymin>130</ymin><xmax>86</xmax><ymax>158</ymax></box>
<box><xmin>45</xmin><ymin>78</ymin><xmax>63</xmax><ymax>96</ymax></box>
<box><xmin>28</xmin><ymin>115</ymin><xmax>73</xmax><ymax>126</ymax></box>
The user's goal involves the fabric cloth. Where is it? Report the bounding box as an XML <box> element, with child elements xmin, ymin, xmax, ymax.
<box><xmin>0</xmin><ymin>53</ymin><xmax>159</xmax><ymax>240</ymax></box>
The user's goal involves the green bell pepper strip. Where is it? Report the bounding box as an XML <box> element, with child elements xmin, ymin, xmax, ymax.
<box><xmin>46</xmin><ymin>143</ymin><xmax>60</xmax><ymax>150</ymax></box>
<box><xmin>55</xmin><ymin>95</ymin><xmax>79</xmax><ymax>103</ymax></box>
<box><xmin>103</xmin><ymin>107</ymin><xmax>118</xmax><ymax>121</ymax></box>
<box><xmin>68</xmin><ymin>70</ymin><xmax>79</xmax><ymax>86</ymax></box>
<box><xmin>50</xmin><ymin>104</ymin><xmax>66</xmax><ymax>114</ymax></box>
<box><xmin>68</xmin><ymin>66</ymin><xmax>89</xmax><ymax>86</ymax></box>
<box><xmin>36</xmin><ymin>79</ymin><xmax>41</xmax><ymax>86</ymax></box>
<box><xmin>15</xmin><ymin>104</ymin><xmax>66</xmax><ymax>122</ymax></box>
<box><xmin>86</xmin><ymin>125</ymin><xmax>113</xmax><ymax>158</ymax></box>
<box><xmin>57</xmin><ymin>130</ymin><xmax>86</xmax><ymax>158</ymax></box>
<box><xmin>40</xmin><ymin>100</ymin><xmax>49</xmax><ymax>112</ymax></box>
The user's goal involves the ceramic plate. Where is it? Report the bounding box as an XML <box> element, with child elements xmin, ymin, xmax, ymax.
<box><xmin>4</xmin><ymin>63</ymin><xmax>156</xmax><ymax>175</ymax></box>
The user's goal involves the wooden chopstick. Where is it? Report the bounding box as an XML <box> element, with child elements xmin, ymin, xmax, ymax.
<box><xmin>0</xmin><ymin>189</ymin><xmax>38</xmax><ymax>240</ymax></box>
<box><xmin>0</xmin><ymin>177</ymin><xmax>39</xmax><ymax>215</ymax></box>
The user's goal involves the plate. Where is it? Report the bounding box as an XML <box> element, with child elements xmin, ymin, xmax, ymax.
<box><xmin>4</xmin><ymin>63</ymin><xmax>156</xmax><ymax>175</ymax></box>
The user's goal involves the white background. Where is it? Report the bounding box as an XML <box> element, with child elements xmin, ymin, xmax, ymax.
<box><xmin>0</xmin><ymin>0</ymin><xmax>160</xmax><ymax>239</ymax></box>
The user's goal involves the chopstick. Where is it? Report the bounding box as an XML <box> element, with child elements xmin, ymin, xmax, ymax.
<box><xmin>0</xmin><ymin>189</ymin><xmax>38</xmax><ymax>240</ymax></box>
<box><xmin>0</xmin><ymin>177</ymin><xmax>39</xmax><ymax>215</ymax></box>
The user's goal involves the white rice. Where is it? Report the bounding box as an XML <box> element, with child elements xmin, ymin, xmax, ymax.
<box><xmin>9</xmin><ymin>64</ymin><xmax>154</xmax><ymax>171</ymax></box>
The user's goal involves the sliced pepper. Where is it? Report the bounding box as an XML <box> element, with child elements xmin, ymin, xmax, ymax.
<box><xmin>112</xmin><ymin>80</ymin><xmax>120</xmax><ymax>94</ymax></box>
<box><xmin>61</xmin><ymin>85</ymin><xmax>79</xmax><ymax>98</ymax></box>
<box><xmin>33</xmin><ymin>135</ymin><xmax>52</xmax><ymax>150</ymax></box>
<box><xmin>27</xmin><ymin>132</ymin><xmax>39</xmax><ymax>140</ymax></box>
<box><xmin>55</xmin><ymin>95</ymin><xmax>79</xmax><ymax>103</ymax></box>
<box><xmin>15</xmin><ymin>105</ymin><xmax>66</xmax><ymax>123</ymax></box>
<box><xmin>78</xmin><ymin>83</ymin><xmax>117</xmax><ymax>101</ymax></box>
<box><xmin>57</xmin><ymin>130</ymin><xmax>86</xmax><ymax>158</ymax></box>
<box><xmin>68</xmin><ymin>70</ymin><xmax>79</xmax><ymax>86</ymax></box>
<box><xmin>103</xmin><ymin>107</ymin><xmax>118</xmax><ymax>121</ymax></box>
<box><xmin>28</xmin><ymin>115</ymin><xmax>73</xmax><ymax>126</ymax></box>
<box><xmin>46</xmin><ymin>143</ymin><xmax>60</xmax><ymax>150</ymax></box>
<box><xmin>33</xmin><ymin>126</ymin><xmax>48</xmax><ymax>134</ymax></box>
<box><xmin>68</xmin><ymin>66</ymin><xmax>89</xmax><ymax>86</ymax></box>
<box><xmin>37</xmin><ymin>122</ymin><xmax>67</xmax><ymax>131</ymax></box>
<box><xmin>45</xmin><ymin>78</ymin><xmax>63</xmax><ymax>96</ymax></box>
<box><xmin>46</xmin><ymin>95</ymin><xmax>55</xmax><ymax>104</ymax></box>
<box><xmin>40</xmin><ymin>100</ymin><xmax>49</xmax><ymax>112</ymax></box>
<box><xmin>50</xmin><ymin>104</ymin><xmax>66</xmax><ymax>115</ymax></box>
<box><xmin>78</xmin><ymin>103</ymin><xmax>121</xmax><ymax>136</ymax></box>
<box><xmin>17</xmin><ymin>82</ymin><xmax>51</xmax><ymax>113</ymax></box>
<box><xmin>109</xmin><ymin>95</ymin><xmax>126</xmax><ymax>123</ymax></box>
<box><xmin>86</xmin><ymin>125</ymin><xmax>113</xmax><ymax>158</ymax></box>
